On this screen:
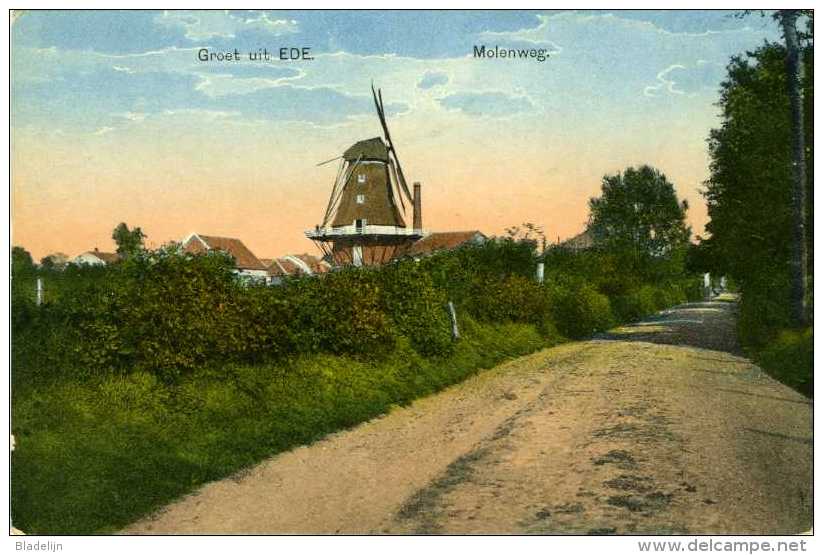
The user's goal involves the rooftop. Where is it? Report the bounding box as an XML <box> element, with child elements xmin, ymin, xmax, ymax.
<box><xmin>343</xmin><ymin>137</ymin><xmax>389</xmax><ymax>162</ymax></box>
<box><xmin>406</xmin><ymin>230</ymin><xmax>486</xmax><ymax>257</ymax></box>
<box><xmin>183</xmin><ymin>234</ymin><xmax>267</xmax><ymax>271</ymax></box>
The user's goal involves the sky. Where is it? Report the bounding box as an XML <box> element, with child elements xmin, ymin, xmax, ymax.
<box><xmin>10</xmin><ymin>9</ymin><xmax>782</xmax><ymax>261</ymax></box>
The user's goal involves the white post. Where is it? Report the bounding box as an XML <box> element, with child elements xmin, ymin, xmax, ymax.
<box><xmin>536</xmin><ymin>262</ymin><xmax>545</xmax><ymax>284</ymax></box>
<box><xmin>447</xmin><ymin>301</ymin><xmax>460</xmax><ymax>340</ymax></box>
<box><xmin>36</xmin><ymin>277</ymin><xmax>43</xmax><ymax>306</ymax></box>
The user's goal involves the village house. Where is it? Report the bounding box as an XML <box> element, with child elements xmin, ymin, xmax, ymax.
<box><xmin>260</xmin><ymin>258</ymin><xmax>300</xmax><ymax>284</ymax></box>
<box><xmin>558</xmin><ymin>229</ymin><xmax>594</xmax><ymax>252</ymax></box>
<box><xmin>71</xmin><ymin>248</ymin><xmax>120</xmax><ymax>266</ymax></box>
<box><xmin>289</xmin><ymin>254</ymin><xmax>331</xmax><ymax>275</ymax></box>
<box><xmin>260</xmin><ymin>254</ymin><xmax>332</xmax><ymax>284</ymax></box>
<box><xmin>181</xmin><ymin>233</ymin><xmax>268</xmax><ymax>282</ymax></box>
<box><xmin>259</xmin><ymin>258</ymin><xmax>288</xmax><ymax>284</ymax></box>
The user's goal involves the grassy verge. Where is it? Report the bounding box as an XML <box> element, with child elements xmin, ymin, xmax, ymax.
<box><xmin>11</xmin><ymin>316</ymin><xmax>552</xmax><ymax>534</ymax></box>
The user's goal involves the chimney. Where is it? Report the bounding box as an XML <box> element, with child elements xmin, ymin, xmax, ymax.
<box><xmin>413</xmin><ymin>182</ymin><xmax>422</xmax><ymax>231</ymax></box>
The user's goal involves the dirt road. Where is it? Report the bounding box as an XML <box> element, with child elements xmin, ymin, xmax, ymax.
<box><xmin>126</xmin><ymin>297</ymin><xmax>812</xmax><ymax>534</ymax></box>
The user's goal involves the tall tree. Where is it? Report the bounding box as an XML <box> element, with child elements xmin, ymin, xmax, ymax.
<box><xmin>11</xmin><ymin>246</ymin><xmax>35</xmax><ymax>274</ymax></box>
<box><xmin>588</xmin><ymin>165</ymin><xmax>690</xmax><ymax>258</ymax></box>
<box><xmin>112</xmin><ymin>222</ymin><xmax>146</xmax><ymax>258</ymax></box>
<box><xmin>778</xmin><ymin>10</ymin><xmax>809</xmax><ymax>325</ymax></box>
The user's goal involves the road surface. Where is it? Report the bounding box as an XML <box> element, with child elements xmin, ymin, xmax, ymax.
<box><xmin>125</xmin><ymin>296</ymin><xmax>812</xmax><ymax>535</ymax></box>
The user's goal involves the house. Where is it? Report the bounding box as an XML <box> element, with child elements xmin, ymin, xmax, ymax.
<box><xmin>72</xmin><ymin>248</ymin><xmax>120</xmax><ymax>266</ymax></box>
<box><xmin>181</xmin><ymin>233</ymin><xmax>268</xmax><ymax>282</ymax></box>
<box><xmin>405</xmin><ymin>230</ymin><xmax>487</xmax><ymax>258</ymax></box>
<box><xmin>558</xmin><ymin>229</ymin><xmax>594</xmax><ymax>252</ymax></box>
<box><xmin>260</xmin><ymin>254</ymin><xmax>332</xmax><ymax>284</ymax></box>
<box><xmin>277</xmin><ymin>257</ymin><xmax>303</xmax><ymax>276</ymax></box>
<box><xmin>260</xmin><ymin>258</ymin><xmax>292</xmax><ymax>285</ymax></box>
<box><xmin>289</xmin><ymin>254</ymin><xmax>331</xmax><ymax>275</ymax></box>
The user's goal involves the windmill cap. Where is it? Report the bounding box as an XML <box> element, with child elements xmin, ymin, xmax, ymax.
<box><xmin>343</xmin><ymin>137</ymin><xmax>389</xmax><ymax>162</ymax></box>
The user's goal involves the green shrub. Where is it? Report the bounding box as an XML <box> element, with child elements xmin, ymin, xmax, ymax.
<box><xmin>665</xmin><ymin>283</ymin><xmax>688</xmax><ymax>306</ymax></box>
<box><xmin>611</xmin><ymin>286</ymin><xmax>657</xmax><ymax>322</ymax></box>
<box><xmin>112</xmin><ymin>249</ymin><xmax>242</xmax><ymax>380</ymax></box>
<box><xmin>11</xmin><ymin>238</ymin><xmax>704</xmax><ymax>384</ymax></box>
<box><xmin>418</xmin><ymin>239</ymin><xmax>538</xmax><ymax>306</ymax></box>
<box><xmin>681</xmin><ymin>278</ymin><xmax>704</xmax><ymax>302</ymax></box>
<box><xmin>551</xmin><ymin>283</ymin><xmax>615</xmax><ymax>338</ymax></box>
<box><xmin>738</xmin><ymin>284</ymin><xmax>792</xmax><ymax>349</ymax></box>
<box><xmin>283</xmin><ymin>268</ymin><xmax>396</xmax><ymax>358</ymax></box>
<box><xmin>467</xmin><ymin>275</ymin><xmax>550</xmax><ymax>324</ymax></box>
<box><xmin>378</xmin><ymin>260</ymin><xmax>453</xmax><ymax>357</ymax></box>
<box><xmin>756</xmin><ymin>327</ymin><xmax>812</xmax><ymax>397</ymax></box>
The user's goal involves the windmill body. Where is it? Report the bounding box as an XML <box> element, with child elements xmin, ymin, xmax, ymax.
<box><xmin>306</xmin><ymin>88</ymin><xmax>423</xmax><ymax>266</ymax></box>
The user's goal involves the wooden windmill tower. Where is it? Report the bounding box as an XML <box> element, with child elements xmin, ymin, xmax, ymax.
<box><xmin>306</xmin><ymin>86</ymin><xmax>424</xmax><ymax>266</ymax></box>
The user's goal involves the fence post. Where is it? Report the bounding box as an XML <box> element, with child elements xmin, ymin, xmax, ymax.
<box><xmin>447</xmin><ymin>301</ymin><xmax>460</xmax><ymax>340</ymax></box>
<box><xmin>10</xmin><ymin>434</ymin><xmax>23</xmax><ymax>535</ymax></box>
<box><xmin>36</xmin><ymin>277</ymin><xmax>43</xmax><ymax>306</ymax></box>
<box><xmin>536</xmin><ymin>262</ymin><xmax>545</xmax><ymax>284</ymax></box>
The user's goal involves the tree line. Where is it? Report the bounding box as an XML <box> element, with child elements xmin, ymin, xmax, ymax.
<box><xmin>692</xmin><ymin>10</ymin><xmax>813</xmax><ymax>394</ymax></box>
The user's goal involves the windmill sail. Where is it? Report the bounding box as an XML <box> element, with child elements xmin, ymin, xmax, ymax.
<box><xmin>372</xmin><ymin>84</ymin><xmax>413</xmax><ymax>205</ymax></box>
<box><xmin>388</xmin><ymin>158</ymin><xmax>406</xmax><ymax>214</ymax></box>
<box><xmin>322</xmin><ymin>158</ymin><xmax>345</xmax><ymax>226</ymax></box>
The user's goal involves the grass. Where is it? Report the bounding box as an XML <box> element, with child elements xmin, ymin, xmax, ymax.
<box><xmin>11</xmin><ymin>316</ymin><xmax>552</xmax><ymax>534</ymax></box>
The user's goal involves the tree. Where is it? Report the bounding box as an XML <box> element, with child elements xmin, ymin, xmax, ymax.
<box><xmin>505</xmin><ymin>222</ymin><xmax>547</xmax><ymax>253</ymax></box>
<box><xmin>11</xmin><ymin>246</ymin><xmax>35</xmax><ymax>274</ymax></box>
<box><xmin>112</xmin><ymin>222</ymin><xmax>146</xmax><ymax>258</ymax></box>
<box><xmin>40</xmin><ymin>252</ymin><xmax>69</xmax><ymax>270</ymax></box>
<box><xmin>734</xmin><ymin>10</ymin><xmax>813</xmax><ymax>325</ymax></box>
<box><xmin>778</xmin><ymin>10</ymin><xmax>810</xmax><ymax>325</ymax></box>
<box><xmin>588</xmin><ymin>165</ymin><xmax>691</xmax><ymax>258</ymax></box>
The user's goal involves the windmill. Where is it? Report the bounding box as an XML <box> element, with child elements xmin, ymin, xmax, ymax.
<box><xmin>306</xmin><ymin>85</ymin><xmax>424</xmax><ymax>266</ymax></box>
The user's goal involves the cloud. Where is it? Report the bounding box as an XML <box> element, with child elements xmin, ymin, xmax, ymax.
<box><xmin>437</xmin><ymin>91</ymin><xmax>535</xmax><ymax>117</ymax></box>
<box><xmin>194</xmin><ymin>73</ymin><xmax>298</xmax><ymax>97</ymax></box>
<box><xmin>644</xmin><ymin>64</ymin><xmax>687</xmax><ymax>97</ymax></box>
<box><xmin>644</xmin><ymin>60</ymin><xmax>725</xmax><ymax>97</ymax></box>
<box><xmin>116</xmin><ymin>111</ymin><xmax>148</xmax><ymax>122</ymax></box>
<box><xmin>92</xmin><ymin>126</ymin><xmax>114</xmax><ymax>135</ymax></box>
<box><xmin>155</xmin><ymin>10</ymin><xmax>298</xmax><ymax>41</ymax></box>
<box><xmin>195</xmin><ymin>64</ymin><xmax>301</xmax><ymax>80</ymax></box>
<box><xmin>14</xmin><ymin>60</ymin><xmax>413</xmax><ymax>129</ymax></box>
<box><xmin>417</xmin><ymin>70</ymin><xmax>449</xmax><ymax>90</ymax></box>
